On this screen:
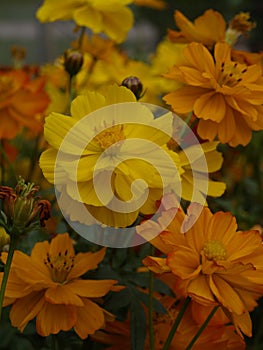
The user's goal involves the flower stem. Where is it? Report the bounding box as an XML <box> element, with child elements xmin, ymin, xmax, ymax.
<box><xmin>162</xmin><ymin>296</ymin><xmax>191</xmax><ymax>350</ymax></box>
<box><xmin>0</xmin><ymin>234</ymin><xmax>16</xmax><ymax>320</ymax></box>
<box><xmin>78</xmin><ymin>26</ymin><xmax>86</xmax><ymax>50</ymax></box>
<box><xmin>148</xmin><ymin>246</ymin><xmax>155</xmax><ymax>349</ymax></box>
<box><xmin>51</xmin><ymin>334</ymin><xmax>58</xmax><ymax>350</ymax></box>
<box><xmin>185</xmin><ymin>305</ymin><xmax>219</xmax><ymax>350</ymax></box>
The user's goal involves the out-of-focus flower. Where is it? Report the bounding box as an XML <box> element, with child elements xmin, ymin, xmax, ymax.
<box><xmin>0</xmin><ymin>233</ymin><xmax>121</xmax><ymax>338</ymax></box>
<box><xmin>93</xmin><ymin>295</ymin><xmax>246</xmax><ymax>349</ymax></box>
<box><xmin>36</xmin><ymin>0</ymin><xmax>134</xmax><ymax>43</ymax></box>
<box><xmin>142</xmin><ymin>205</ymin><xmax>263</xmax><ymax>337</ymax></box>
<box><xmin>40</xmin><ymin>84</ymin><xmax>179</xmax><ymax>227</ymax></box>
<box><xmin>225</xmin><ymin>12</ymin><xmax>256</xmax><ymax>47</ymax></box>
<box><xmin>163</xmin><ymin>41</ymin><xmax>263</xmax><ymax>146</ymax></box>
<box><xmin>133</xmin><ymin>0</ymin><xmax>166</xmax><ymax>9</ymax></box>
<box><xmin>0</xmin><ymin>177</ymin><xmax>51</xmax><ymax>233</ymax></box>
<box><xmin>168</xmin><ymin>9</ymin><xmax>226</xmax><ymax>50</ymax></box>
<box><xmin>175</xmin><ymin>141</ymin><xmax>226</xmax><ymax>201</ymax></box>
<box><xmin>0</xmin><ymin>68</ymin><xmax>50</xmax><ymax>139</ymax></box>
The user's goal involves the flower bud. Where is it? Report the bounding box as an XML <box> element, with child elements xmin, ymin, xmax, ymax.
<box><xmin>64</xmin><ymin>49</ymin><xmax>84</xmax><ymax>76</ymax></box>
<box><xmin>121</xmin><ymin>76</ymin><xmax>144</xmax><ymax>100</ymax></box>
<box><xmin>0</xmin><ymin>177</ymin><xmax>51</xmax><ymax>234</ymax></box>
<box><xmin>0</xmin><ymin>227</ymin><xmax>10</xmax><ymax>247</ymax></box>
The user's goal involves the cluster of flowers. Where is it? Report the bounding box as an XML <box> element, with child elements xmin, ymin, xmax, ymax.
<box><xmin>0</xmin><ymin>0</ymin><xmax>263</xmax><ymax>349</ymax></box>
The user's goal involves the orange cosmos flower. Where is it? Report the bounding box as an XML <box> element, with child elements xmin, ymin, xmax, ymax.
<box><xmin>0</xmin><ymin>233</ymin><xmax>121</xmax><ymax>339</ymax></box>
<box><xmin>168</xmin><ymin>9</ymin><xmax>226</xmax><ymax>50</ymax></box>
<box><xmin>142</xmin><ymin>205</ymin><xmax>263</xmax><ymax>337</ymax></box>
<box><xmin>163</xmin><ymin>41</ymin><xmax>263</xmax><ymax>146</ymax></box>
<box><xmin>93</xmin><ymin>295</ymin><xmax>245</xmax><ymax>349</ymax></box>
<box><xmin>0</xmin><ymin>68</ymin><xmax>50</xmax><ymax>139</ymax></box>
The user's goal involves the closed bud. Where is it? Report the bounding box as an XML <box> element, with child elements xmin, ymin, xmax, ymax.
<box><xmin>0</xmin><ymin>227</ymin><xmax>10</xmax><ymax>247</ymax></box>
<box><xmin>121</xmin><ymin>76</ymin><xmax>144</xmax><ymax>100</ymax></box>
<box><xmin>64</xmin><ymin>49</ymin><xmax>84</xmax><ymax>76</ymax></box>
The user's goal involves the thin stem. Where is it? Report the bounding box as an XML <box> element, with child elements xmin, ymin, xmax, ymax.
<box><xmin>78</xmin><ymin>27</ymin><xmax>86</xmax><ymax>50</ymax></box>
<box><xmin>162</xmin><ymin>297</ymin><xmax>191</xmax><ymax>350</ymax></box>
<box><xmin>185</xmin><ymin>305</ymin><xmax>219</xmax><ymax>350</ymax></box>
<box><xmin>148</xmin><ymin>246</ymin><xmax>155</xmax><ymax>349</ymax></box>
<box><xmin>51</xmin><ymin>334</ymin><xmax>58</xmax><ymax>350</ymax></box>
<box><xmin>0</xmin><ymin>234</ymin><xmax>16</xmax><ymax>320</ymax></box>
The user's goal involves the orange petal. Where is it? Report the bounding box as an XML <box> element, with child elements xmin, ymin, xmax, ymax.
<box><xmin>74</xmin><ymin>298</ymin><xmax>105</xmax><ymax>339</ymax></box>
<box><xmin>163</xmin><ymin>86</ymin><xmax>206</xmax><ymax>113</ymax></box>
<box><xmin>142</xmin><ymin>256</ymin><xmax>171</xmax><ymax>274</ymax></box>
<box><xmin>49</xmin><ymin>232</ymin><xmax>75</xmax><ymax>257</ymax></box>
<box><xmin>36</xmin><ymin>301</ymin><xmax>77</xmax><ymax>336</ymax></box>
<box><xmin>197</xmin><ymin>118</ymin><xmax>218</xmax><ymax>141</ymax></box>
<box><xmin>67</xmin><ymin>247</ymin><xmax>106</xmax><ymax>280</ymax></box>
<box><xmin>10</xmin><ymin>291</ymin><xmax>45</xmax><ymax>332</ymax></box>
<box><xmin>187</xmin><ymin>275</ymin><xmax>216</xmax><ymax>305</ymax></box>
<box><xmin>45</xmin><ymin>285</ymin><xmax>84</xmax><ymax>306</ymax></box>
<box><xmin>209</xmin><ymin>275</ymin><xmax>245</xmax><ymax>315</ymax></box>
<box><xmin>66</xmin><ymin>279</ymin><xmax>118</xmax><ymax>298</ymax></box>
<box><xmin>194</xmin><ymin>92</ymin><xmax>226</xmax><ymax>122</ymax></box>
<box><xmin>30</xmin><ymin>240</ymin><xmax>51</xmax><ymax>277</ymax></box>
<box><xmin>167</xmin><ymin>249</ymin><xmax>201</xmax><ymax>279</ymax></box>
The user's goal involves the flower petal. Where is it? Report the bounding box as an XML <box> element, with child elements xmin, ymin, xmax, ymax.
<box><xmin>36</xmin><ymin>301</ymin><xmax>77</xmax><ymax>336</ymax></box>
<box><xmin>10</xmin><ymin>291</ymin><xmax>45</xmax><ymax>332</ymax></box>
<box><xmin>49</xmin><ymin>233</ymin><xmax>75</xmax><ymax>257</ymax></box>
<box><xmin>66</xmin><ymin>279</ymin><xmax>118</xmax><ymax>298</ymax></box>
<box><xmin>74</xmin><ymin>298</ymin><xmax>105</xmax><ymax>339</ymax></box>
<box><xmin>68</xmin><ymin>248</ymin><xmax>106</xmax><ymax>280</ymax></box>
<box><xmin>45</xmin><ymin>285</ymin><xmax>84</xmax><ymax>306</ymax></box>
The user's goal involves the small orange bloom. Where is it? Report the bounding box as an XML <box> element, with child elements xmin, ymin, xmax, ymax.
<box><xmin>0</xmin><ymin>68</ymin><xmax>50</xmax><ymax>139</ymax></box>
<box><xmin>163</xmin><ymin>41</ymin><xmax>263</xmax><ymax>146</ymax></box>
<box><xmin>0</xmin><ymin>233</ymin><xmax>121</xmax><ymax>339</ymax></box>
<box><xmin>142</xmin><ymin>205</ymin><xmax>263</xmax><ymax>337</ymax></box>
<box><xmin>168</xmin><ymin>9</ymin><xmax>226</xmax><ymax>50</ymax></box>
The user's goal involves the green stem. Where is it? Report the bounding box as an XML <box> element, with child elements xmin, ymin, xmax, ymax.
<box><xmin>148</xmin><ymin>247</ymin><xmax>155</xmax><ymax>350</ymax></box>
<box><xmin>51</xmin><ymin>334</ymin><xmax>58</xmax><ymax>350</ymax></box>
<box><xmin>185</xmin><ymin>305</ymin><xmax>219</xmax><ymax>350</ymax></box>
<box><xmin>162</xmin><ymin>297</ymin><xmax>191</xmax><ymax>350</ymax></box>
<box><xmin>0</xmin><ymin>235</ymin><xmax>16</xmax><ymax>320</ymax></box>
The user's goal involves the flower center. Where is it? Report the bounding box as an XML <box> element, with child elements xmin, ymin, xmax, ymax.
<box><xmin>202</xmin><ymin>240</ymin><xmax>227</xmax><ymax>260</ymax></box>
<box><xmin>44</xmin><ymin>250</ymin><xmax>74</xmax><ymax>283</ymax></box>
<box><xmin>218</xmin><ymin>61</ymin><xmax>247</xmax><ymax>87</ymax></box>
<box><xmin>94</xmin><ymin>125</ymin><xmax>125</xmax><ymax>150</ymax></box>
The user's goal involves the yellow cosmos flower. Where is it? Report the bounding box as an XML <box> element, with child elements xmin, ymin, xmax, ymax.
<box><xmin>142</xmin><ymin>205</ymin><xmax>263</xmax><ymax>337</ymax></box>
<box><xmin>0</xmin><ymin>233</ymin><xmax>120</xmax><ymax>338</ymax></box>
<box><xmin>167</xmin><ymin>141</ymin><xmax>226</xmax><ymax>202</ymax></box>
<box><xmin>163</xmin><ymin>41</ymin><xmax>263</xmax><ymax>146</ymax></box>
<box><xmin>168</xmin><ymin>9</ymin><xmax>226</xmax><ymax>50</ymax></box>
<box><xmin>40</xmin><ymin>85</ymin><xmax>179</xmax><ymax>228</ymax></box>
<box><xmin>36</xmin><ymin>0</ymin><xmax>133</xmax><ymax>43</ymax></box>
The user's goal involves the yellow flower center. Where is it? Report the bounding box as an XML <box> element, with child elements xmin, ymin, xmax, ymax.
<box><xmin>44</xmin><ymin>250</ymin><xmax>74</xmax><ymax>283</ymax></box>
<box><xmin>94</xmin><ymin>125</ymin><xmax>125</xmax><ymax>150</ymax></box>
<box><xmin>202</xmin><ymin>240</ymin><xmax>227</xmax><ymax>260</ymax></box>
<box><xmin>218</xmin><ymin>61</ymin><xmax>247</xmax><ymax>87</ymax></box>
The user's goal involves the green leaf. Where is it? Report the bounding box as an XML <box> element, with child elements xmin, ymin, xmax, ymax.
<box><xmin>130</xmin><ymin>299</ymin><xmax>146</xmax><ymax>350</ymax></box>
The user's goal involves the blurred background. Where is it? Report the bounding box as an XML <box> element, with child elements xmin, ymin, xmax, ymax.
<box><xmin>0</xmin><ymin>0</ymin><xmax>262</xmax><ymax>66</ymax></box>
